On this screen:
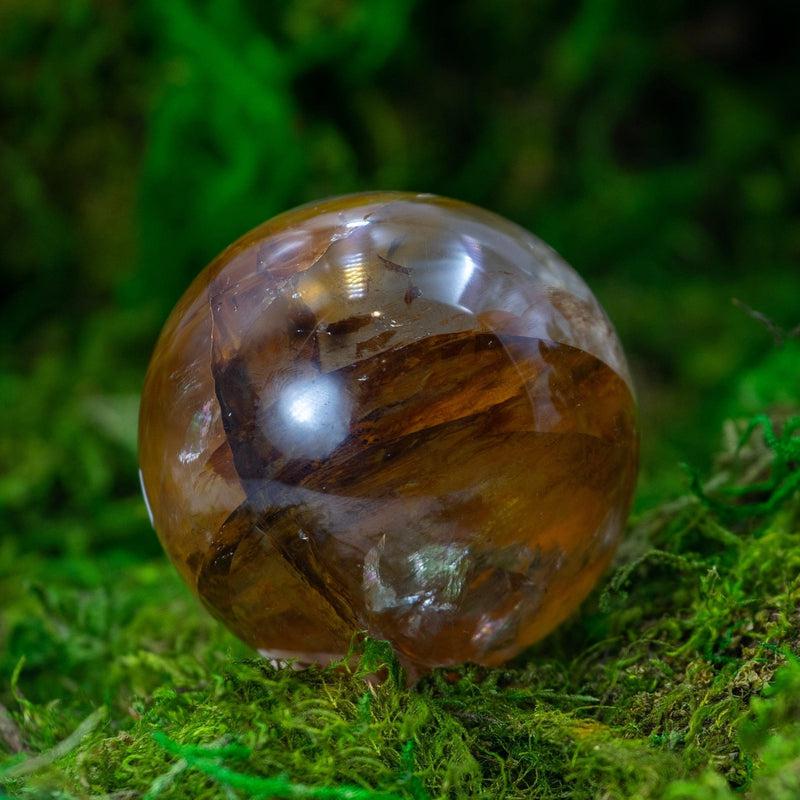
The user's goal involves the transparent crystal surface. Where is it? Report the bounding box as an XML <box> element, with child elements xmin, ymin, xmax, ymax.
<box><xmin>138</xmin><ymin>192</ymin><xmax>638</xmax><ymax>672</ymax></box>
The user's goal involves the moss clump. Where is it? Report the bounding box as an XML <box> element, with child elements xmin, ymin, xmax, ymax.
<box><xmin>0</xmin><ymin>344</ymin><xmax>798</xmax><ymax>799</ymax></box>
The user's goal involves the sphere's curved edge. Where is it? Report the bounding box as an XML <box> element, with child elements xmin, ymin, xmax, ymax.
<box><xmin>138</xmin><ymin>191</ymin><xmax>639</xmax><ymax>672</ymax></box>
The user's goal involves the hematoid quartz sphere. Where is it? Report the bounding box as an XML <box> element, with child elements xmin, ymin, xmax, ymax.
<box><xmin>138</xmin><ymin>192</ymin><xmax>638</xmax><ymax>676</ymax></box>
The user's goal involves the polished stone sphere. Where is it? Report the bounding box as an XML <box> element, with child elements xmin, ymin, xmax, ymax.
<box><xmin>139</xmin><ymin>192</ymin><xmax>638</xmax><ymax>675</ymax></box>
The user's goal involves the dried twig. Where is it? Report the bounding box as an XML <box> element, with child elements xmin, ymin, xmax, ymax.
<box><xmin>732</xmin><ymin>298</ymin><xmax>799</xmax><ymax>345</ymax></box>
<box><xmin>2</xmin><ymin>707</ymin><xmax>106</xmax><ymax>779</ymax></box>
<box><xmin>0</xmin><ymin>704</ymin><xmax>24</xmax><ymax>754</ymax></box>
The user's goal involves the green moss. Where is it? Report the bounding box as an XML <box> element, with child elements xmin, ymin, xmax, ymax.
<box><xmin>0</xmin><ymin>346</ymin><xmax>798</xmax><ymax>799</ymax></box>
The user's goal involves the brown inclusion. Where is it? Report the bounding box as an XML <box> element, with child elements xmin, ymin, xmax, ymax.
<box><xmin>200</xmin><ymin>323</ymin><xmax>635</xmax><ymax>670</ymax></box>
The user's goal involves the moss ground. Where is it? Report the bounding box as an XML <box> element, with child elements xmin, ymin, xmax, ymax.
<box><xmin>1</xmin><ymin>341</ymin><xmax>798</xmax><ymax>799</ymax></box>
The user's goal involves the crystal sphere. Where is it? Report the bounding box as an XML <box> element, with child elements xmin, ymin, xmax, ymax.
<box><xmin>139</xmin><ymin>192</ymin><xmax>638</xmax><ymax>674</ymax></box>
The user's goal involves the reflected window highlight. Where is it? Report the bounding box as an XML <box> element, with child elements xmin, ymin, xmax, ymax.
<box><xmin>340</xmin><ymin>251</ymin><xmax>368</xmax><ymax>300</ymax></box>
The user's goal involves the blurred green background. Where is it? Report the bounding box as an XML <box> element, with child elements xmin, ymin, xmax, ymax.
<box><xmin>1</xmin><ymin>0</ymin><xmax>799</xmax><ymax>567</ymax></box>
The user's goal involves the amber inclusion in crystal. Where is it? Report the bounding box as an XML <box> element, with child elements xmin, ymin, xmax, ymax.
<box><xmin>138</xmin><ymin>192</ymin><xmax>638</xmax><ymax>674</ymax></box>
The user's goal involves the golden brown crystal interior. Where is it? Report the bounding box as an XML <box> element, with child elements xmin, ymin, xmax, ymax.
<box><xmin>138</xmin><ymin>192</ymin><xmax>638</xmax><ymax>673</ymax></box>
